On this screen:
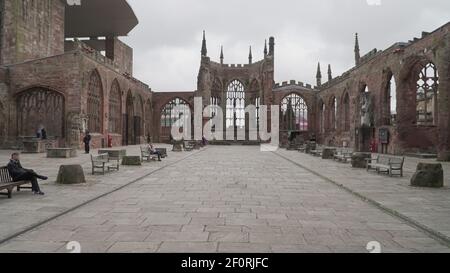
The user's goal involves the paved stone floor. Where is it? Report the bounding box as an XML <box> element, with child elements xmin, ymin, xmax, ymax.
<box><xmin>0</xmin><ymin>146</ymin><xmax>449</xmax><ymax>253</ymax></box>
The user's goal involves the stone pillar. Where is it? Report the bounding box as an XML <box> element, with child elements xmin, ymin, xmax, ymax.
<box><xmin>436</xmin><ymin>37</ymin><xmax>450</xmax><ymax>161</ymax></box>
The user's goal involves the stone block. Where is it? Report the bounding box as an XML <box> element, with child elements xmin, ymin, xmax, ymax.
<box><xmin>411</xmin><ymin>163</ymin><xmax>444</xmax><ymax>188</ymax></box>
<box><xmin>322</xmin><ymin>148</ymin><xmax>336</xmax><ymax>159</ymax></box>
<box><xmin>22</xmin><ymin>140</ymin><xmax>46</xmax><ymax>154</ymax></box>
<box><xmin>47</xmin><ymin>148</ymin><xmax>77</xmax><ymax>158</ymax></box>
<box><xmin>56</xmin><ymin>165</ymin><xmax>86</xmax><ymax>185</ymax></box>
<box><xmin>122</xmin><ymin>156</ymin><xmax>142</xmax><ymax>166</ymax></box>
<box><xmin>172</xmin><ymin>143</ymin><xmax>183</xmax><ymax>152</ymax></box>
<box><xmin>352</xmin><ymin>153</ymin><xmax>371</xmax><ymax>168</ymax></box>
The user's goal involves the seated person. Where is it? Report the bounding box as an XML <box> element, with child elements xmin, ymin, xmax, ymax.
<box><xmin>7</xmin><ymin>153</ymin><xmax>47</xmax><ymax>195</ymax></box>
<box><xmin>147</xmin><ymin>143</ymin><xmax>162</xmax><ymax>161</ymax></box>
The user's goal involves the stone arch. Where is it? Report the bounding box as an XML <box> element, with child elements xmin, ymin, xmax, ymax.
<box><xmin>329</xmin><ymin>96</ymin><xmax>338</xmax><ymax>131</ymax></box>
<box><xmin>16</xmin><ymin>86</ymin><xmax>65</xmax><ymax>138</ymax></box>
<box><xmin>398</xmin><ymin>55</ymin><xmax>439</xmax><ymax>126</ymax></box>
<box><xmin>87</xmin><ymin>69</ymin><xmax>104</xmax><ymax>133</ymax></box>
<box><xmin>318</xmin><ymin>98</ymin><xmax>325</xmax><ymax>134</ymax></box>
<box><xmin>281</xmin><ymin>93</ymin><xmax>309</xmax><ymax>132</ymax></box>
<box><xmin>160</xmin><ymin>97</ymin><xmax>191</xmax><ymax>142</ymax></box>
<box><xmin>226</xmin><ymin>79</ymin><xmax>246</xmax><ymax>130</ymax></box>
<box><xmin>124</xmin><ymin>90</ymin><xmax>134</xmax><ymax>145</ymax></box>
<box><xmin>342</xmin><ymin>91</ymin><xmax>351</xmax><ymax>132</ymax></box>
<box><xmin>109</xmin><ymin>79</ymin><xmax>122</xmax><ymax>134</ymax></box>
<box><xmin>135</xmin><ymin>95</ymin><xmax>144</xmax><ymax>141</ymax></box>
<box><xmin>382</xmin><ymin>69</ymin><xmax>398</xmax><ymax>126</ymax></box>
<box><xmin>145</xmin><ymin>99</ymin><xmax>153</xmax><ymax>141</ymax></box>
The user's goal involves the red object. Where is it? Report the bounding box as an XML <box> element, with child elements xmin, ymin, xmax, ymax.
<box><xmin>370</xmin><ymin>139</ymin><xmax>378</xmax><ymax>153</ymax></box>
<box><xmin>108</xmin><ymin>135</ymin><xmax>113</xmax><ymax>148</ymax></box>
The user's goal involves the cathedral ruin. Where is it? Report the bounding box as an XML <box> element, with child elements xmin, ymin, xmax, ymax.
<box><xmin>0</xmin><ymin>0</ymin><xmax>449</xmax><ymax>160</ymax></box>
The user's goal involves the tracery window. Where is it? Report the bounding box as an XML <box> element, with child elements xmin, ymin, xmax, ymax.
<box><xmin>17</xmin><ymin>88</ymin><xmax>65</xmax><ymax>137</ymax></box>
<box><xmin>226</xmin><ymin>80</ymin><xmax>245</xmax><ymax>129</ymax></box>
<box><xmin>387</xmin><ymin>75</ymin><xmax>397</xmax><ymax>125</ymax></box>
<box><xmin>416</xmin><ymin>62</ymin><xmax>439</xmax><ymax>125</ymax></box>
<box><xmin>109</xmin><ymin>80</ymin><xmax>121</xmax><ymax>134</ymax></box>
<box><xmin>87</xmin><ymin>71</ymin><xmax>103</xmax><ymax>133</ymax></box>
<box><xmin>281</xmin><ymin>94</ymin><xmax>308</xmax><ymax>131</ymax></box>
<box><xmin>161</xmin><ymin>98</ymin><xmax>190</xmax><ymax>128</ymax></box>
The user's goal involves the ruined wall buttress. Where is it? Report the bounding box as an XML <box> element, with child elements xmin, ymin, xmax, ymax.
<box><xmin>0</xmin><ymin>0</ymin><xmax>65</xmax><ymax>66</ymax></box>
<box><xmin>105</xmin><ymin>37</ymin><xmax>133</xmax><ymax>76</ymax></box>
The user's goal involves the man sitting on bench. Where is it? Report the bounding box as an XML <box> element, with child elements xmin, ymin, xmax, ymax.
<box><xmin>7</xmin><ymin>153</ymin><xmax>47</xmax><ymax>195</ymax></box>
<box><xmin>147</xmin><ymin>143</ymin><xmax>162</xmax><ymax>162</ymax></box>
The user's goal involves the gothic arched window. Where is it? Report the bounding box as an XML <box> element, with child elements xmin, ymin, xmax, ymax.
<box><xmin>416</xmin><ymin>62</ymin><xmax>439</xmax><ymax>125</ymax></box>
<box><xmin>226</xmin><ymin>80</ymin><xmax>245</xmax><ymax>129</ymax></box>
<box><xmin>16</xmin><ymin>88</ymin><xmax>65</xmax><ymax>137</ymax></box>
<box><xmin>109</xmin><ymin>80</ymin><xmax>121</xmax><ymax>134</ymax></box>
<box><xmin>386</xmin><ymin>74</ymin><xmax>397</xmax><ymax>125</ymax></box>
<box><xmin>161</xmin><ymin>98</ymin><xmax>190</xmax><ymax>128</ymax></box>
<box><xmin>281</xmin><ymin>93</ymin><xmax>309</xmax><ymax>131</ymax></box>
<box><xmin>87</xmin><ymin>71</ymin><xmax>103</xmax><ymax>133</ymax></box>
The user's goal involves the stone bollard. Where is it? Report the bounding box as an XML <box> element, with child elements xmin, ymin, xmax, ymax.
<box><xmin>411</xmin><ymin>163</ymin><xmax>444</xmax><ymax>188</ymax></box>
<box><xmin>322</xmin><ymin>148</ymin><xmax>336</xmax><ymax>159</ymax></box>
<box><xmin>56</xmin><ymin>165</ymin><xmax>86</xmax><ymax>185</ymax></box>
<box><xmin>172</xmin><ymin>143</ymin><xmax>183</xmax><ymax>152</ymax></box>
<box><xmin>122</xmin><ymin>156</ymin><xmax>142</xmax><ymax>166</ymax></box>
<box><xmin>352</xmin><ymin>153</ymin><xmax>372</xmax><ymax>168</ymax></box>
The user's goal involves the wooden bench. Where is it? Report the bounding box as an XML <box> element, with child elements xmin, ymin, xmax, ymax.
<box><xmin>140</xmin><ymin>146</ymin><xmax>159</xmax><ymax>162</ymax></box>
<box><xmin>333</xmin><ymin>149</ymin><xmax>354</xmax><ymax>163</ymax></box>
<box><xmin>0</xmin><ymin>166</ymin><xmax>32</xmax><ymax>199</ymax></box>
<box><xmin>367</xmin><ymin>155</ymin><xmax>405</xmax><ymax>177</ymax></box>
<box><xmin>297</xmin><ymin>144</ymin><xmax>307</xmax><ymax>153</ymax></box>
<box><xmin>155</xmin><ymin>148</ymin><xmax>168</xmax><ymax>158</ymax></box>
<box><xmin>91</xmin><ymin>154</ymin><xmax>120</xmax><ymax>175</ymax></box>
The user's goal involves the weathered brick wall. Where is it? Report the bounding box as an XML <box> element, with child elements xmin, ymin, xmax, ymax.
<box><xmin>0</xmin><ymin>0</ymin><xmax>65</xmax><ymax>66</ymax></box>
<box><xmin>315</xmin><ymin>23</ymin><xmax>450</xmax><ymax>158</ymax></box>
<box><xmin>105</xmin><ymin>37</ymin><xmax>133</xmax><ymax>76</ymax></box>
<box><xmin>3</xmin><ymin>48</ymin><xmax>153</xmax><ymax>149</ymax></box>
<box><xmin>79</xmin><ymin>52</ymin><xmax>152</xmax><ymax>148</ymax></box>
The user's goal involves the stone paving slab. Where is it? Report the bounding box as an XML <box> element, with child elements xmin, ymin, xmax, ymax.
<box><xmin>0</xmin><ymin>144</ymin><xmax>195</xmax><ymax>243</ymax></box>
<box><xmin>0</xmin><ymin>146</ymin><xmax>449</xmax><ymax>253</ymax></box>
<box><xmin>276</xmin><ymin>149</ymin><xmax>450</xmax><ymax>239</ymax></box>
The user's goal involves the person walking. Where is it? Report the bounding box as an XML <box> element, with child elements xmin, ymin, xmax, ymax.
<box><xmin>83</xmin><ymin>131</ymin><xmax>92</xmax><ymax>154</ymax></box>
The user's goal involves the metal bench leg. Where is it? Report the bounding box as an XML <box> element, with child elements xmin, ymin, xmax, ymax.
<box><xmin>8</xmin><ymin>188</ymin><xmax>12</xmax><ymax>199</ymax></box>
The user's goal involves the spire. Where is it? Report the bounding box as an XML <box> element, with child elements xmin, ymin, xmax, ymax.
<box><xmin>316</xmin><ymin>62</ymin><xmax>322</xmax><ymax>87</ymax></box>
<box><xmin>248</xmin><ymin>46</ymin><xmax>253</xmax><ymax>64</ymax></box>
<box><xmin>220</xmin><ymin>46</ymin><xmax>224</xmax><ymax>64</ymax></box>
<box><xmin>201</xmin><ymin>30</ymin><xmax>207</xmax><ymax>57</ymax></box>
<box><xmin>327</xmin><ymin>64</ymin><xmax>333</xmax><ymax>82</ymax></box>
<box><xmin>264</xmin><ymin>39</ymin><xmax>268</xmax><ymax>56</ymax></box>
<box><xmin>354</xmin><ymin>33</ymin><xmax>360</xmax><ymax>66</ymax></box>
<box><xmin>269</xmin><ymin>37</ymin><xmax>275</xmax><ymax>56</ymax></box>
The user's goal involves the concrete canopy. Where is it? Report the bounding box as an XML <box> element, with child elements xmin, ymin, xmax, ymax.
<box><xmin>64</xmin><ymin>0</ymin><xmax>138</xmax><ymax>38</ymax></box>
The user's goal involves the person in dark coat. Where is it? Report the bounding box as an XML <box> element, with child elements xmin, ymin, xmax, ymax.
<box><xmin>7</xmin><ymin>153</ymin><xmax>47</xmax><ymax>195</ymax></box>
<box><xmin>41</xmin><ymin>128</ymin><xmax>47</xmax><ymax>140</ymax></box>
<box><xmin>83</xmin><ymin>131</ymin><xmax>91</xmax><ymax>154</ymax></box>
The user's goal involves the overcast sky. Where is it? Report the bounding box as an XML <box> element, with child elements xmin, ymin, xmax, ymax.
<box><xmin>122</xmin><ymin>0</ymin><xmax>450</xmax><ymax>92</ymax></box>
